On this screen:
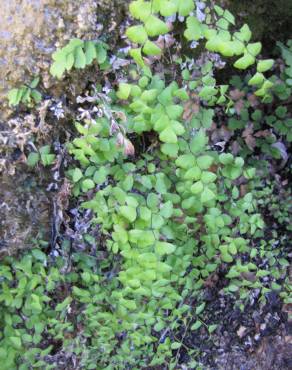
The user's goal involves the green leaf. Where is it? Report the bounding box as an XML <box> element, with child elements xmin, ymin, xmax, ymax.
<box><xmin>200</xmin><ymin>188</ymin><xmax>215</xmax><ymax>203</ymax></box>
<box><xmin>197</xmin><ymin>155</ymin><xmax>214</xmax><ymax>170</ymax></box>
<box><xmin>9</xmin><ymin>336</ymin><xmax>22</xmax><ymax>349</ymax></box>
<box><xmin>29</xmin><ymin>77</ymin><xmax>40</xmax><ymax>89</ymax></box>
<box><xmin>117</xmin><ymin>83</ymin><xmax>132</xmax><ymax>100</ymax></box>
<box><xmin>93</xmin><ymin>166</ymin><xmax>108</xmax><ymax>184</ymax></box>
<box><xmin>72</xmin><ymin>168</ymin><xmax>83</xmax><ymax>182</ymax></box>
<box><xmin>201</xmin><ymin>171</ymin><xmax>217</xmax><ymax>184</ymax></box>
<box><xmin>130</xmin><ymin>0</ymin><xmax>151</xmax><ymax>21</ymax></box>
<box><xmin>81</xmin><ymin>179</ymin><xmax>95</xmax><ymax>192</ymax></box>
<box><xmin>120</xmin><ymin>206</ymin><xmax>137</xmax><ymax>223</ymax></box>
<box><xmin>50</xmin><ymin>59</ymin><xmax>66</xmax><ymax>79</ymax></box>
<box><xmin>161</xmin><ymin>143</ymin><xmax>179</xmax><ymax>157</ymax></box>
<box><xmin>178</xmin><ymin>0</ymin><xmax>194</xmax><ymax>17</ymax></box>
<box><xmin>190</xmin><ymin>130</ymin><xmax>208</xmax><ymax>153</ymax></box>
<box><xmin>247</xmin><ymin>42</ymin><xmax>262</xmax><ymax>57</ymax></box>
<box><xmin>41</xmin><ymin>154</ymin><xmax>55</xmax><ymax>166</ymax></box>
<box><xmin>234</xmin><ymin>54</ymin><xmax>255</xmax><ymax>70</ymax></box>
<box><xmin>214</xmin><ymin>5</ymin><xmax>224</xmax><ymax>16</ymax></box>
<box><xmin>130</xmin><ymin>48</ymin><xmax>145</xmax><ymax>66</ymax></box>
<box><xmin>159</xmin><ymin>1</ymin><xmax>178</xmax><ymax>17</ymax></box>
<box><xmin>156</xmin><ymin>241</ymin><xmax>176</xmax><ymax>255</ymax></box>
<box><xmin>27</xmin><ymin>152</ymin><xmax>40</xmax><ymax>167</ymax></box>
<box><xmin>248</xmin><ymin>72</ymin><xmax>265</xmax><ymax>86</ymax></box>
<box><xmin>184</xmin><ymin>16</ymin><xmax>203</xmax><ymax>41</ymax></box>
<box><xmin>191</xmin><ymin>181</ymin><xmax>204</xmax><ymax>194</ymax></box>
<box><xmin>143</xmin><ymin>40</ymin><xmax>161</xmax><ymax>56</ymax></box>
<box><xmin>95</xmin><ymin>43</ymin><xmax>107</xmax><ymax>64</ymax></box>
<box><xmin>31</xmin><ymin>90</ymin><xmax>42</xmax><ymax>103</ymax></box>
<box><xmin>257</xmin><ymin>59</ymin><xmax>274</xmax><ymax>73</ymax></box>
<box><xmin>126</xmin><ymin>25</ymin><xmax>148</xmax><ymax>44</ymax></box>
<box><xmin>171</xmin><ymin>342</ymin><xmax>182</xmax><ymax>350</ymax></box>
<box><xmin>175</xmin><ymin>154</ymin><xmax>195</xmax><ymax>169</ymax></box>
<box><xmin>195</xmin><ymin>302</ymin><xmax>205</xmax><ymax>315</ymax></box>
<box><xmin>237</xmin><ymin>24</ymin><xmax>252</xmax><ymax>43</ymax></box>
<box><xmin>159</xmin><ymin>127</ymin><xmax>177</xmax><ymax>143</ymax></box>
<box><xmin>74</xmin><ymin>46</ymin><xmax>86</xmax><ymax>69</ymax></box>
<box><xmin>160</xmin><ymin>201</ymin><xmax>173</xmax><ymax>218</ymax></box>
<box><xmin>223</xmin><ymin>9</ymin><xmax>235</xmax><ymax>25</ymax></box>
<box><xmin>85</xmin><ymin>41</ymin><xmax>97</xmax><ymax>65</ymax></box>
<box><xmin>145</xmin><ymin>15</ymin><xmax>169</xmax><ymax>37</ymax></box>
<box><xmin>191</xmin><ymin>320</ymin><xmax>202</xmax><ymax>330</ymax></box>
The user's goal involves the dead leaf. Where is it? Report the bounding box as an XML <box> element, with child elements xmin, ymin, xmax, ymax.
<box><xmin>243</xmin><ymin>124</ymin><xmax>256</xmax><ymax>150</ymax></box>
<box><xmin>237</xmin><ymin>325</ymin><xmax>247</xmax><ymax>338</ymax></box>
<box><xmin>124</xmin><ymin>139</ymin><xmax>135</xmax><ymax>156</ymax></box>
<box><xmin>230</xmin><ymin>89</ymin><xmax>245</xmax><ymax>101</ymax></box>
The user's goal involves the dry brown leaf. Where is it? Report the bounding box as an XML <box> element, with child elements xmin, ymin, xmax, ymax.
<box><xmin>243</xmin><ymin>124</ymin><xmax>256</xmax><ymax>150</ymax></box>
<box><xmin>230</xmin><ymin>89</ymin><xmax>245</xmax><ymax>101</ymax></box>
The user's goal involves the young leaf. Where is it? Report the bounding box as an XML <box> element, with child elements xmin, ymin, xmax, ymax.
<box><xmin>156</xmin><ymin>241</ymin><xmax>176</xmax><ymax>255</ymax></box>
<box><xmin>117</xmin><ymin>83</ymin><xmax>132</xmax><ymax>100</ymax></box>
<box><xmin>85</xmin><ymin>41</ymin><xmax>97</xmax><ymax>65</ymax></box>
<box><xmin>159</xmin><ymin>127</ymin><xmax>177</xmax><ymax>143</ymax></box>
<box><xmin>120</xmin><ymin>206</ymin><xmax>137</xmax><ymax>223</ymax></box>
<box><xmin>74</xmin><ymin>46</ymin><xmax>86</xmax><ymax>69</ymax></box>
<box><xmin>248</xmin><ymin>72</ymin><xmax>265</xmax><ymax>86</ymax></box>
<box><xmin>178</xmin><ymin>0</ymin><xmax>194</xmax><ymax>17</ymax></box>
<box><xmin>247</xmin><ymin>42</ymin><xmax>262</xmax><ymax>57</ymax></box>
<box><xmin>257</xmin><ymin>59</ymin><xmax>274</xmax><ymax>72</ymax></box>
<box><xmin>145</xmin><ymin>15</ymin><xmax>169</xmax><ymax>37</ymax></box>
<box><xmin>184</xmin><ymin>16</ymin><xmax>203</xmax><ymax>41</ymax></box>
<box><xmin>130</xmin><ymin>48</ymin><xmax>145</xmax><ymax>66</ymax></box>
<box><xmin>72</xmin><ymin>168</ymin><xmax>83</xmax><ymax>182</ymax></box>
<box><xmin>234</xmin><ymin>53</ymin><xmax>255</xmax><ymax>69</ymax></box>
<box><xmin>143</xmin><ymin>40</ymin><xmax>161</xmax><ymax>56</ymax></box>
<box><xmin>126</xmin><ymin>25</ymin><xmax>148</xmax><ymax>44</ymax></box>
<box><xmin>200</xmin><ymin>188</ymin><xmax>215</xmax><ymax>203</ymax></box>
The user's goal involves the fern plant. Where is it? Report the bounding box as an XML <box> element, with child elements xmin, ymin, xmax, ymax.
<box><xmin>50</xmin><ymin>38</ymin><xmax>108</xmax><ymax>79</ymax></box>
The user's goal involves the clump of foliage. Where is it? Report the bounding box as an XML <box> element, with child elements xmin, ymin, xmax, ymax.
<box><xmin>8</xmin><ymin>77</ymin><xmax>41</xmax><ymax>107</ymax></box>
<box><xmin>50</xmin><ymin>39</ymin><xmax>108</xmax><ymax>79</ymax></box>
<box><xmin>2</xmin><ymin>1</ymin><xmax>291</xmax><ymax>369</ymax></box>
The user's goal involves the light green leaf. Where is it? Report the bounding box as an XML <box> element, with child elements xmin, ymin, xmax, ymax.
<box><xmin>126</xmin><ymin>25</ymin><xmax>148</xmax><ymax>44</ymax></box>
<box><xmin>130</xmin><ymin>0</ymin><xmax>151</xmax><ymax>21</ymax></box>
<box><xmin>184</xmin><ymin>16</ymin><xmax>203</xmax><ymax>41</ymax></box>
<box><xmin>234</xmin><ymin>53</ymin><xmax>255</xmax><ymax>70</ymax></box>
<box><xmin>190</xmin><ymin>130</ymin><xmax>208</xmax><ymax>153</ymax></box>
<box><xmin>27</xmin><ymin>152</ymin><xmax>40</xmax><ymax>167</ymax></box>
<box><xmin>247</xmin><ymin>42</ymin><xmax>262</xmax><ymax>57</ymax></box>
<box><xmin>191</xmin><ymin>181</ymin><xmax>204</xmax><ymax>194</ymax></box>
<box><xmin>200</xmin><ymin>188</ymin><xmax>216</xmax><ymax>203</ymax></box>
<box><xmin>74</xmin><ymin>46</ymin><xmax>86</xmax><ymax>69</ymax></box>
<box><xmin>257</xmin><ymin>59</ymin><xmax>274</xmax><ymax>73</ymax></box>
<box><xmin>143</xmin><ymin>40</ymin><xmax>161</xmax><ymax>56</ymax></box>
<box><xmin>195</xmin><ymin>302</ymin><xmax>205</xmax><ymax>315</ymax></box>
<box><xmin>175</xmin><ymin>154</ymin><xmax>195</xmax><ymax>169</ymax></box>
<box><xmin>117</xmin><ymin>83</ymin><xmax>132</xmax><ymax>100</ymax></box>
<box><xmin>178</xmin><ymin>0</ymin><xmax>194</xmax><ymax>17</ymax></box>
<box><xmin>145</xmin><ymin>15</ymin><xmax>169</xmax><ymax>37</ymax></box>
<box><xmin>85</xmin><ymin>41</ymin><xmax>97</xmax><ymax>65</ymax></box>
<box><xmin>248</xmin><ymin>72</ymin><xmax>265</xmax><ymax>86</ymax></box>
<box><xmin>159</xmin><ymin>127</ymin><xmax>177</xmax><ymax>143</ymax></box>
<box><xmin>72</xmin><ymin>168</ymin><xmax>83</xmax><ymax>182</ymax></box>
<box><xmin>159</xmin><ymin>1</ymin><xmax>178</xmax><ymax>17</ymax></box>
<box><xmin>156</xmin><ymin>241</ymin><xmax>176</xmax><ymax>255</ymax></box>
<box><xmin>197</xmin><ymin>155</ymin><xmax>214</xmax><ymax>170</ymax></box>
<box><xmin>120</xmin><ymin>206</ymin><xmax>137</xmax><ymax>223</ymax></box>
<box><xmin>130</xmin><ymin>48</ymin><xmax>145</xmax><ymax>66</ymax></box>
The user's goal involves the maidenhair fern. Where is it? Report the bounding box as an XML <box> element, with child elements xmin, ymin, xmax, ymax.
<box><xmin>50</xmin><ymin>38</ymin><xmax>107</xmax><ymax>79</ymax></box>
<box><xmin>127</xmin><ymin>1</ymin><xmax>274</xmax><ymax>100</ymax></box>
<box><xmin>8</xmin><ymin>77</ymin><xmax>42</xmax><ymax>107</ymax></box>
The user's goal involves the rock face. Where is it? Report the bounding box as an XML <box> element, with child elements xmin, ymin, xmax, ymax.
<box><xmin>0</xmin><ymin>0</ymin><xmax>128</xmax><ymax>117</ymax></box>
